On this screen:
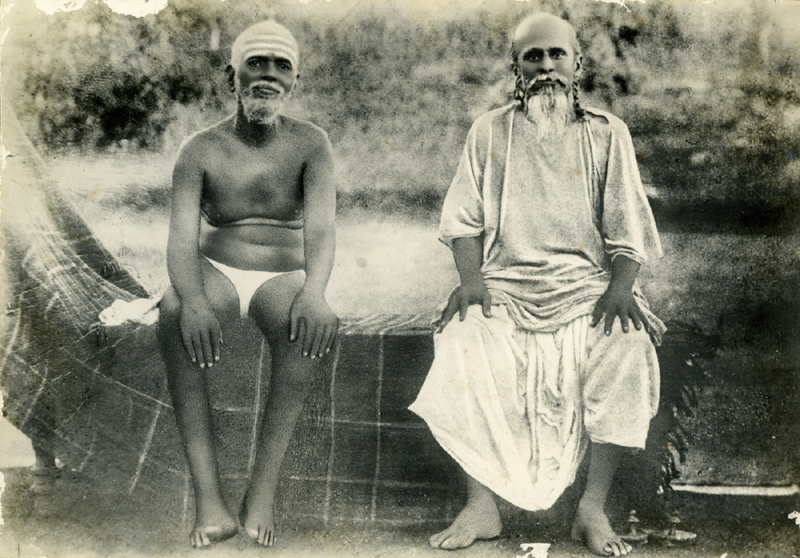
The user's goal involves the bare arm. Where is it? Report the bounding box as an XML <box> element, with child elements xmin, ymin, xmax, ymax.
<box><xmin>289</xmin><ymin>133</ymin><xmax>338</xmax><ymax>358</ymax></box>
<box><xmin>167</xmin><ymin>140</ymin><xmax>222</xmax><ymax>368</ymax></box>
<box><xmin>437</xmin><ymin>235</ymin><xmax>492</xmax><ymax>332</ymax></box>
<box><xmin>591</xmin><ymin>254</ymin><xmax>650</xmax><ymax>335</ymax></box>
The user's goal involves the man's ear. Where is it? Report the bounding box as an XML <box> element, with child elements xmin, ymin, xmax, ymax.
<box><xmin>225</xmin><ymin>65</ymin><xmax>236</xmax><ymax>93</ymax></box>
<box><xmin>289</xmin><ymin>73</ymin><xmax>299</xmax><ymax>97</ymax></box>
<box><xmin>574</xmin><ymin>54</ymin><xmax>583</xmax><ymax>79</ymax></box>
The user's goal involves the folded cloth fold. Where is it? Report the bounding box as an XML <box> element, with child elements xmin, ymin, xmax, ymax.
<box><xmin>99</xmin><ymin>288</ymin><xmax>166</xmax><ymax>326</ymax></box>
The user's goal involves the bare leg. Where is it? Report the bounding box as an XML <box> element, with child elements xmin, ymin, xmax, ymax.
<box><xmin>30</xmin><ymin>440</ymin><xmax>59</xmax><ymax>494</ymax></box>
<box><xmin>430</xmin><ymin>473</ymin><xmax>502</xmax><ymax>550</ymax></box>
<box><xmin>571</xmin><ymin>442</ymin><xmax>632</xmax><ymax>556</ymax></box>
<box><xmin>239</xmin><ymin>272</ymin><xmax>323</xmax><ymax>547</ymax></box>
<box><xmin>158</xmin><ymin>262</ymin><xmax>240</xmax><ymax>548</ymax></box>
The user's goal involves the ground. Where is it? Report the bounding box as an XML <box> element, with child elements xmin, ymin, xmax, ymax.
<box><xmin>1</xmin><ymin>462</ymin><xmax>799</xmax><ymax>558</ymax></box>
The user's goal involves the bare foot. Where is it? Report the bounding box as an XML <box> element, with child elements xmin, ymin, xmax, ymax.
<box><xmin>429</xmin><ymin>494</ymin><xmax>502</xmax><ymax>550</ymax></box>
<box><xmin>239</xmin><ymin>498</ymin><xmax>276</xmax><ymax>547</ymax></box>
<box><xmin>190</xmin><ymin>499</ymin><xmax>238</xmax><ymax>548</ymax></box>
<box><xmin>571</xmin><ymin>501</ymin><xmax>632</xmax><ymax>556</ymax></box>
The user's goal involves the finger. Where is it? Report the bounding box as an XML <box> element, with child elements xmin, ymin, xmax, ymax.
<box><xmin>200</xmin><ymin>330</ymin><xmax>214</xmax><ymax>367</ymax></box>
<box><xmin>290</xmin><ymin>307</ymin><xmax>301</xmax><ymax>341</ymax></box>
<box><xmin>296</xmin><ymin>319</ymin><xmax>308</xmax><ymax>355</ymax></box>
<box><xmin>459</xmin><ymin>296</ymin><xmax>468</xmax><ymax>322</ymax></box>
<box><xmin>620</xmin><ymin>312</ymin><xmax>630</xmax><ymax>333</ymax></box>
<box><xmin>638</xmin><ymin>309</ymin><xmax>651</xmax><ymax>333</ymax></box>
<box><xmin>211</xmin><ymin>327</ymin><xmax>222</xmax><ymax>363</ymax></box>
<box><xmin>325</xmin><ymin>320</ymin><xmax>339</xmax><ymax>353</ymax></box>
<box><xmin>438</xmin><ymin>302</ymin><xmax>457</xmax><ymax>332</ymax></box>
<box><xmin>591</xmin><ymin>304</ymin><xmax>603</xmax><ymax>328</ymax></box>
<box><xmin>182</xmin><ymin>331</ymin><xmax>196</xmax><ymax>363</ymax></box>
<box><xmin>325</xmin><ymin>324</ymin><xmax>338</xmax><ymax>354</ymax></box>
<box><xmin>318</xmin><ymin>326</ymin><xmax>332</xmax><ymax>358</ymax></box>
<box><xmin>631</xmin><ymin>310</ymin><xmax>643</xmax><ymax>331</ymax></box>
<box><xmin>191</xmin><ymin>334</ymin><xmax>205</xmax><ymax>367</ymax></box>
<box><xmin>482</xmin><ymin>293</ymin><xmax>492</xmax><ymax>318</ymax></box>
<box><xmin>303</xmin><ymin>322</ymin><xmax>319</xmax><ymax>357</ymax></box>
<box><xmin>604</xmin><ymin>312</ymin><xmax>615</xmax><ymax>336</ymax></box>
<box><xmin>309</xmin><ymin>325</ymin><xmax>324</xmax><ymax>359</ymax></box>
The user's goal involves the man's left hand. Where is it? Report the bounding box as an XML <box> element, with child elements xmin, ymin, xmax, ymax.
<box><xmin>289</xmin><ymin>290</ymin><xmax>339</xmax><ymax>358</ymax></box>
<box><xmin>591</xmin><ymin>287</ymin><xmax>650</xmax><ymax>336</ymax></box>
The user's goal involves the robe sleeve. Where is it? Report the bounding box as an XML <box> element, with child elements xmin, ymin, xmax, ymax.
<box><xmin>439</xmin><ymin>123</ymin><xmax>486</xmax><ymax>249</ymax></box>
<box><xmin>601</xmin><ymin>119</ymin><xmax>663</xmax><ymax>264</ymax></box>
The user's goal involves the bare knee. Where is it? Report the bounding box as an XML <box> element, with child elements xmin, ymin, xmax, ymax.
<box><xmin>158</xmin><ymin>288</ymin><xmax>181</xmax><ymax>331</ymax></box>
<box><xmin>617</xmin><ymin>326</ymin><xmax>656</xmax><ymax>353</ymax></box>
<box><xmin>438</xmin><ymin>310</ymin><xmax>495</xmax><ymax>345</ymax></box>
<box><xmin>271</xmin><ymin>342</ymin><xmax>327</xmax><ymax>386</ymax></box>
<box><xmin>157</xmin><ymin>288</ymin><xmax>186</xmax><ymax>358</ymax></box>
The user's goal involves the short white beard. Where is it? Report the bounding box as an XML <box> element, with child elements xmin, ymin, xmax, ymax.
<box><xmin>238</xmin><ymin>83</ymin><xmax>286</xmax><ymax>125</ymax></box>
<box><xmin>524</xmin><ymin>83</ymin><xmax>570</xmax><ymax>139</ymax></box>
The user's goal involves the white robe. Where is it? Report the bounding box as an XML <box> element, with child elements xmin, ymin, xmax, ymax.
<box><xmin>410</xmin><ymin>106</ymin><xmax>663</xmax><ymax>511</ymax></box>
<box><xmin>437</xmin><ymin>105</ymin><xmax>665</xmax><ymax>337</ymax></box>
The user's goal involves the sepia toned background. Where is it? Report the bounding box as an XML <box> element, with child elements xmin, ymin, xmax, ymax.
<box><xmin>1</xmin><ymin>0</ymin><xmax>799</xmax><ymax>556</ymax></box>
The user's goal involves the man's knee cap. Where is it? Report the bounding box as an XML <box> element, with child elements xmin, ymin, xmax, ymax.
<box><xmin>438</xmin><ymin>313</ymin><xmax>493</xmax><ymax>341</ymax></box>
<box><xmin>158</xmin><ymin>289</ymin><xmax>181</xmax><ymax>320</ymax></box>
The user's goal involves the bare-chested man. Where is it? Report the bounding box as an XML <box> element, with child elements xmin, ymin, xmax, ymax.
<box><xmin>410</xmin><ymin>13</ymin><xmax>664</xmax><ymax>556</ymax></box>
<box><xmin>157</xmin><ymin>20</ymin><xmax>338</xmax><ymax>548</ymax></box>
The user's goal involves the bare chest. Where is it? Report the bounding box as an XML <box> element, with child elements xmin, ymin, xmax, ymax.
<box><xmin>201</xmin><ymin>143</ymin><xmax>305</xmax><ymax>221</ymax></box>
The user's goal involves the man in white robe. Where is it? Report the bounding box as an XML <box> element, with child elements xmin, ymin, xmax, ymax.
<box><xmin>409</xmin><ymin>13</ymin><xmax>664</xmax><ymax>557</ymax></box>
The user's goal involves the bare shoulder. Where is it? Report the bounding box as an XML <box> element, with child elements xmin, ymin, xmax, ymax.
<box><xmin>281</xmin><ymin>116</ymin><xmax>332</xmax><ymax>154</ymax></box>
<box><xmin>175</xmin><ymin>116</ymin><xmax>236</xmax><ymax>164</ymax></box>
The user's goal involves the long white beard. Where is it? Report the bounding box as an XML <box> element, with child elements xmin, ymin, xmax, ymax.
<box><xmin>524</xmin><ymin>83</ymin><xmax>570</xmax><ymax>139</ymax></box>
<box><xmin>238</xmin><ymin>82</ymin><xmax>286</xmax><ymax>125</ymax></box>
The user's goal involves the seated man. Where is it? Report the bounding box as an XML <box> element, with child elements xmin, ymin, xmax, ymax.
<box><xmin>157</xmin><ymin>20</ymin><xmax>338</xmax><ymax>549</ymax></box>
<box><xmin>410</xmin><ymin>13</ymin><xmax>664</xmax><ymax>557</ymax></box>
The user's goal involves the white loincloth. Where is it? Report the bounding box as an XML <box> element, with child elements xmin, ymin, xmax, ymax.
<box><xmin>409</xmin><ymin>305</ymin><xmax>659</xmax><ymax>512</ymax></box>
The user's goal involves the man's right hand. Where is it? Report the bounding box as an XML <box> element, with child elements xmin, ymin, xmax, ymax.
<box><xmin>179</xmin><ymin>299</ymin><xmax>222</xmax><ymax>369</ymax></box>
<box><xmin>438</xmin><ymin>282</ymin><xmax>493</xmax><ymax>332</ymax></box>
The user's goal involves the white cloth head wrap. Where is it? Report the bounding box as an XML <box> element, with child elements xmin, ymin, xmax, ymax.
<box><xmin>230</xmin><ymin>20</ymin><xmax>299</xmax><ymax>73</ymax></box>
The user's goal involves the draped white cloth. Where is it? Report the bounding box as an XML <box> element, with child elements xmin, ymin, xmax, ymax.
<box><xmin>411</xmin><ymin>105</ymin><xmax>663</xmax><ymax>511</ymax></box>
<box><xmin>438</xmin><ymin>105</ymin><xmax>665</xmax><ymax>338</ymax></box>
<box><xmin>410</xmin><ymin>307</ymin><xmax>660</xmax><ymax>511</ymax></box>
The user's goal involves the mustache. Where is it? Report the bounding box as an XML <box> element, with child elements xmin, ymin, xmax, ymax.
<box><xmin>526</xmin><ymin>75</ymin><xmax>567</xmax><ymax>94</ymax></box>
<box><xmin>245</xmin><ymin>81</ymin><xmax>285</xmax><ymax>95</ymax></box>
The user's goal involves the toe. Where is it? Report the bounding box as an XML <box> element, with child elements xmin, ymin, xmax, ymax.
<box><xmin>429</xmin><ymin>532</ymin><xmax>446</xmax><ymax>548</ymax></box>
<box><xmin>608</xmin><ymin>541</ymin><xmax>623</xmax><ymax>556</ymax></box>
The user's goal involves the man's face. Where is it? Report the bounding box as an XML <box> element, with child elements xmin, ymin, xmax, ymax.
<box><xmin>514</xmin><ymin>23</ymin><xmax>579</xmax><ymax>95</ymax></box>
<box><xmin>234</xmin><ymin>54</ymin><xmax>297</xmax><ymax>124</ymax></box>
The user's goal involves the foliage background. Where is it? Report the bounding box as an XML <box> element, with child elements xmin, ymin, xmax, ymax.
<box><xmin>2</xmin><ymin>0</ymin><xmax>799</xmax><ymax>356</ymax></box>
<box><xmin>3</xmin><ymin>0</ymin><xmax>800</xmax><ymax>228</ymax></box>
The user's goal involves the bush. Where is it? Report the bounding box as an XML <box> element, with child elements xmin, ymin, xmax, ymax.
<box><xmin>3</xmin><ymin>0</ymin><xmax>799</xmax><ymax>224</ymax></box>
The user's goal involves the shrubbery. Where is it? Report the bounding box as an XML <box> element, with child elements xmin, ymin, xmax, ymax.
<box><xmin>3</xmin><ymin>0</ymin><xmax>799</xmax><ymax>225</ymax></box>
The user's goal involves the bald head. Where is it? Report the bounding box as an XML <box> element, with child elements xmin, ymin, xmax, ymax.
<box><xmin>511</xmin><ymin>13</ymin><xmax>581</xmax><ymax>65</ymax></box>
<box><xmin>230</xmin><ymin>20</ymin><xmax>300</xmax><ymax>75</ymax></box>
<box><xmin>510</xmin><ymin>13</ymin><xmax>586</xmax><ymax>125</ymax></box>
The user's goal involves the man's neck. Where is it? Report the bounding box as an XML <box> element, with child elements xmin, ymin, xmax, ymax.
<box><xmin>233</xmin><ymin>107</ymin><xmax>281</xmax><ymax>146</ymax></box>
